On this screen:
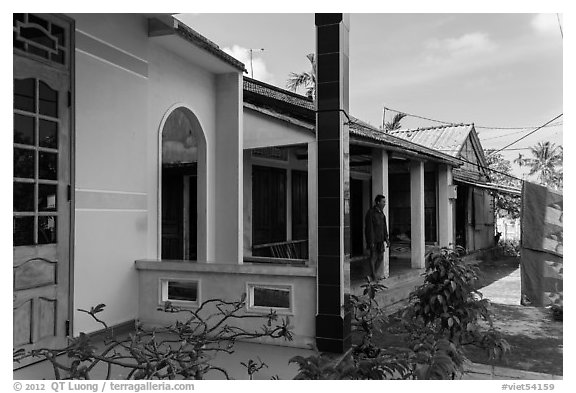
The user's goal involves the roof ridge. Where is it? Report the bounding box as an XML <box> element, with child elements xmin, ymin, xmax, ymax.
<box><xmin>244</xmin><ymin>76</ymin><xmax>313</xmax><ymax>102</ymax></box>
<box><xmin>390</xmin><ymin>123</ymin><xmax>474</xmax><ymax>133</ymax></box>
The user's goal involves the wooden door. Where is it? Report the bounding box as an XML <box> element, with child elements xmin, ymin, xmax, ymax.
<box><xmin>161</xmin><ymin>169</ymin><xmax>184</xmax><ymax>259</ymax></box>
<box><xmin>252</xmin><ymin>166</ymin><xmax>286</xmax><ymax>245</ymax></box>
<box><xmin>455</xmin><ymin>185</ymin><xmax>468</xmax><ymax>248</ymax></box>
<box><xmin>13</xmin><ymin>55</ymin><xmax>71</xmax><ymax>365</ymax></box>
<box><xmin>291</xmin><ymin>170</ymin><xmax>308</xmax><ymax>241</ymax></box>
<box><xmin>188</xmin><ymin>175</ymin><xmax>197</xmax><ymax>260</ymax></box>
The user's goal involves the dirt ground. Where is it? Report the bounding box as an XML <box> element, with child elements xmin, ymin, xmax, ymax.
<box><xmin>466</xmin><ymin>256</ymin><xmax>563</xmax><ymax>375</ymax></box>
<box><xmin>369</xmin><ymin>256</ymin><xmax>563</xmax><ymax>376</ymax></box>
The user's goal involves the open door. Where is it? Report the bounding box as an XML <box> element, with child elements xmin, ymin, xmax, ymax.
<box><xmin>13</xmin><ymin>13</ymin><xmax>73</xmax><ymax>368</ymax></box>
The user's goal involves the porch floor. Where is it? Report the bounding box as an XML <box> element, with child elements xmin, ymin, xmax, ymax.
<box><xmin>351</xmin><ymin>256</ymin><xmax>425</xmax><ymax>312</ymax></box>
<box><xmin>350</xmin><ymin>255</ymin><xmax>415</xmax><ymax>284</ymax></box>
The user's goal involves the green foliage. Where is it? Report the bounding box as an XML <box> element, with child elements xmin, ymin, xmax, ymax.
<box><xmin>349</xmin><ymin>278</ymin><xmax>388</xmax><ymax>355</ymax></box>
<box><xmin>240</xmin><ymin>358</ymin><xmax>268</xmax><ymax>380</ymax></box>
<box><xmin>290</xmin><ymin>247</ymin><xmax>509</xmax><ymax>380</ymax></box>
<box><xmin>385</xmin><ymin>113</ymin><xmax>407</xmax><ymax>132</ymax></box>
<box><xmin>484</xmin><ymin>150</ymin><xmax>521</xmax><ymax>219</ymax></box>
<box><xmin>498</xmin><ymin>239</ymin><xmax>520</xmax><ymax>257</ymax></box>
<box><xmin>514</xmin><ymin>142</ymin><xmax>563</xmax><ymax>190</ymax></box>
<box><xmin>404</xmin><ymin>248</ymin><xmax>510</xmax><ymax>362</ymax></box>
<box><xmin>286</xmin><ymin>53</ymin><xmax>316</xmax><ymax>99</ymax></box>
<box><xmin>14</xmin><ymin>296</ymin><xmax>292</xmax><ymax>380</ymax></box>
<box><xmin>405</xmin><ymin>248</ymin><xmax>492</xmax><ymax>340</ymax></box>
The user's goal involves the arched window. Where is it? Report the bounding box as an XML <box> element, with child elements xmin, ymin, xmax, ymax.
<box><xmin>160</xmin><ymin>107</ymin><xmax>205</xmax><ymax>260</ymax></box>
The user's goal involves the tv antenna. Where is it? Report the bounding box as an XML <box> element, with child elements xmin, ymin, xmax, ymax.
<box><xmin>248</xmin><ymin>48</ymin><xmax>265</xmax><ymax>78</ymax></box>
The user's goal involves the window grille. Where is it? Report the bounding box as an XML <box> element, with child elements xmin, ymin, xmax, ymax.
<box><xmin>14</xmin><ymin>13</ymin><xmax>68</xmax><ymax>67</ymax></box>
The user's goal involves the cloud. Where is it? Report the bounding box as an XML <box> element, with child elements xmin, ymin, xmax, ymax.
<box><xmin>222</xmin><ymin>45</ymin><xmax>275</xmax><ymax>84</ymax></box>
<box><xmin>531</xmin><ymin>13</ymin><xmax>562</xmax><ymax>35</ymax></box>
<box><xmin>425</xmin><ymin>32</ymin><xmax>497</xmax><ymax>65</ymax></box>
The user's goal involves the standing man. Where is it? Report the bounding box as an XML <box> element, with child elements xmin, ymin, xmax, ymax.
<box><xmin>364</xmin><ymin>194</ymin><xmax>390</xmax><ymax>281</ymax></box>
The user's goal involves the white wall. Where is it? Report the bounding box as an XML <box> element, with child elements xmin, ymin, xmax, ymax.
<box><xmin>244</xmin><ymin>108</ymin><xmax>314</xmax><ymax>149</ymax></box>
<box><xmin>136</xmin><ymin>261</ymin><xmax>317</xmax><ymax>349</ymax></box>
<box><xmin>72</xmin><ymin>14</ymin><xmax>150</xmax><ymax>334</ymax></box>
<box><xmin>147</xmin><ymin>44</ymin><xmax>216</xmax><ymax>261</ymax></box>
<box><xmin>70</xmin><ymin>14</ymin><xmax>243</xmax><ymax>334</ymax></box>
<box><xmin>214</xmin><ymin>73</ymin><xmax>243</xmax><ymax>263</ymax></box>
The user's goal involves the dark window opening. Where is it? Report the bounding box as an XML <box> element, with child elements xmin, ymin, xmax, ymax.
<box><xmin>252</xmin><ymin>165</ymin><xmax>287</xmax><ymax>248</ymax></box>
<box><xmin>252</xmin><ymin>286</ymin><xmax>290</xmax><ymax>309</ymax></box>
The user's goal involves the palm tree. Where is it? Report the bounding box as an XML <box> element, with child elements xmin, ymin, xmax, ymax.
<box><xmin>286</xmin><ymin>53</ymin><xmax>316</xmax><ymax>99</ymax></box>
<box><xmin>385</xmin><ymin>112</ymin><xmax>407</xmax><ymax>132</ymax></box>
<box><xmin>514</xmin><ymin>141</ymin><xmax>563</xmax><ymax>189</ymax></box>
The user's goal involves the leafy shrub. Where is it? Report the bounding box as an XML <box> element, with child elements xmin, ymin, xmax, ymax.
<box><xmin>291</xmin><ymin>247</ymin><xmax>509</xmax><ymax>380</ymax></box>
<box><xmin>498</xmin><ymin>239</ymin><xmax>520</xmax><ymax>257</ymax></box>
<box><xmin>403</xmin><ymin>248</ymin><xmax>510</xmax><ymax>362</ymax></box>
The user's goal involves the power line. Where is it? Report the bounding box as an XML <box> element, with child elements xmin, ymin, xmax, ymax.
<box><xmin>457</xmin><ymin>154</ymin><xmax>524</xmax><ymax>184</ymax></box>
<box><xmin>438</xmin><ymin>146</ymin><xmax>544</xmax><ymax>153</ymax></box>
<box><xmin>480</xmin><ymin>123</ymin><xmax>563</xmax><ymax>141</ymax></box>
<box><xmin>383</xmin><ymin>105</ymin><xmax>562</xmax><ymax>130</ymax></box>
<box><xmin>383</xmin><ymin>106</ymin><xmax>454</xmax><ymax>125</ymax></box>
<box><xmin>487</xmin><ymin>114</ymin><xmax>563</xmax><ymax>156</ymax></box>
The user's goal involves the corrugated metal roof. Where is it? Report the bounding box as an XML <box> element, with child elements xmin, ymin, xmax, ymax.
<box><xmin>389</xmin><ymin>124</ymin><xmax>474</xmax><ymax>158</ymax></box>
<box><xmin>454</xmin><ymin>175</ymin><xmax>521</xmax><ymax>196</ymax></box>
<box><xmin>347</xmin><ymin>118</ymin><xmax>462</xmax><ymax>164</ymax></box>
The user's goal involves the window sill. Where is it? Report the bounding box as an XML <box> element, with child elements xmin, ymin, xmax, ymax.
<box><xmin>135</xmin><ymin>259</ymin><xmax>316</xmax><ymax>277</ymax></box>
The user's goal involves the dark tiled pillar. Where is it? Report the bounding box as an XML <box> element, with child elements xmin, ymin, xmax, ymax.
<box><xmin>315</xmin><ymin>13</ymin><xmax>351</xmax><ymax>354</ymax></box>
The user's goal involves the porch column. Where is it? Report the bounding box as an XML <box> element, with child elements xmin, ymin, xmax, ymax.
<box><xmin>438</xmin><ymin>164</ymin><xmax>454</xmax><ymax>248</ymax></box>
<box><xmin>214</xmin><ymin>72</ymin><xmax>243</xmax><ymax>263</ymax></box>
<box><xmin>410</xmin><ymin>160</ymin><xmax>425</xmax><ymax>268</ymax></box>
<box><xmin>243</xmin><ymin>151</ymin><xmax>252</xmax><ymax>257</ymax></box>
<box><xmin>308</xmin><ymin>141</ymin><xmax>318</xmax><ymax>266</ymax></box>
<box><xmin>371</xmin><ymin>148</ymin><xmax>389</xmax><ymax>278</ymax></box>
<box><xmin>315</xmin><ymin>13</ymin><xmax>351</xmax><ymax>354</ymax></box>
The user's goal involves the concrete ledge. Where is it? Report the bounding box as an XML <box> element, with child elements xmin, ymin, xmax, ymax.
<box><xmin>135</xmin><ymin>259</ymin><xmax>316</xmax><ymax>277</ymax></box>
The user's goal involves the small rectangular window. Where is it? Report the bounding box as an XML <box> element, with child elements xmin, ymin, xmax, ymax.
<box><xmin>160</xmin><ymin>278</ymin><xmax>200</xmax><ymax>307</ymax></box>
<box><xmin>246</xmin><ymin>283</ymin><xmax>293</xmax><ymax>314</ymax></box>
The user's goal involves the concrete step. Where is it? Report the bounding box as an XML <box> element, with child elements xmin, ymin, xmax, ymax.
<box><xmin>374</xmin><ymin>270</ymin><xmax>425</xmax><ymax>311</ymax></box>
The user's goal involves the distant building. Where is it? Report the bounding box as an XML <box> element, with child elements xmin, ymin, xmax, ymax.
<box><xmin>390</xmin><ymin>124</ymin><xmax>509</xmax><ymax>253</ymax></box>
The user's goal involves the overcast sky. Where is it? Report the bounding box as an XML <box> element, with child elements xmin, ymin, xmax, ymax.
<box><xmin>178</xmin><ymin>13</ymin><xmax>563</xmax><ymax>180</ymax></box>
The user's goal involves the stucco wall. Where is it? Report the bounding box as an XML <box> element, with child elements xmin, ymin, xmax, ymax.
<box><xmin>244</xmin><ymin>108</ymin><xmax>314</xmax><ymax>149</ymax></box>
<box><xmin>72</xmin><ymin>14</ymin><xmax>150</xmax><ymax>334</ymax></box>
<box><xmin>136</xmin><ymin>261</ymin><xmax>317</xmax><ymax>349</ymax></box>
<box><xmin>70</xmin><ymin>14</ymin><xmax>243</xmax><ymax>335</ymax></box>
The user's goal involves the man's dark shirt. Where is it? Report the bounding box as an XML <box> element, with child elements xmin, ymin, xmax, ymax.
<box><xmin>364</xmin><ymin>205</ymin><xmax>389</xmax><ymax>247</ymax></box>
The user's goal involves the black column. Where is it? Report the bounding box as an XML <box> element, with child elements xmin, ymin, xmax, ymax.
<box><xmin>315</xmin><ymin>13</ymin><xmax>351</xmax><ymax>354</ymax></box>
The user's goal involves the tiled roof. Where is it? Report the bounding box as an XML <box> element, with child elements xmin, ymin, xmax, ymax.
<box><xmin>243</xmin><ymin>77</ymin><xmax>462</xmax><ymax>165</ymax></box>
<box><xmin>347</xmin><ymin>118</ymin><xmax>462</xmax><ymax>164</ymax></box>
<box><xmin>173</xmin><ymin>18</ymin><xmax>246</xmax><ymax>72</ymax></box>
<box><xmin>389</xmin><ymin>124</ymin><xmax>475</xmax><ymax>158</ymax></box>
<box><xmin>244</xmin><ymin>77</ymin><xmax>314</xmax><ymax>110</ymax></box>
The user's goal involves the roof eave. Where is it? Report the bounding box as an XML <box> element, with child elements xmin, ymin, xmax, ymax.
<box><xmin>148</xmin><ymin>16</ymin><xmax>246</xmax><ymax>73</ymax></box>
